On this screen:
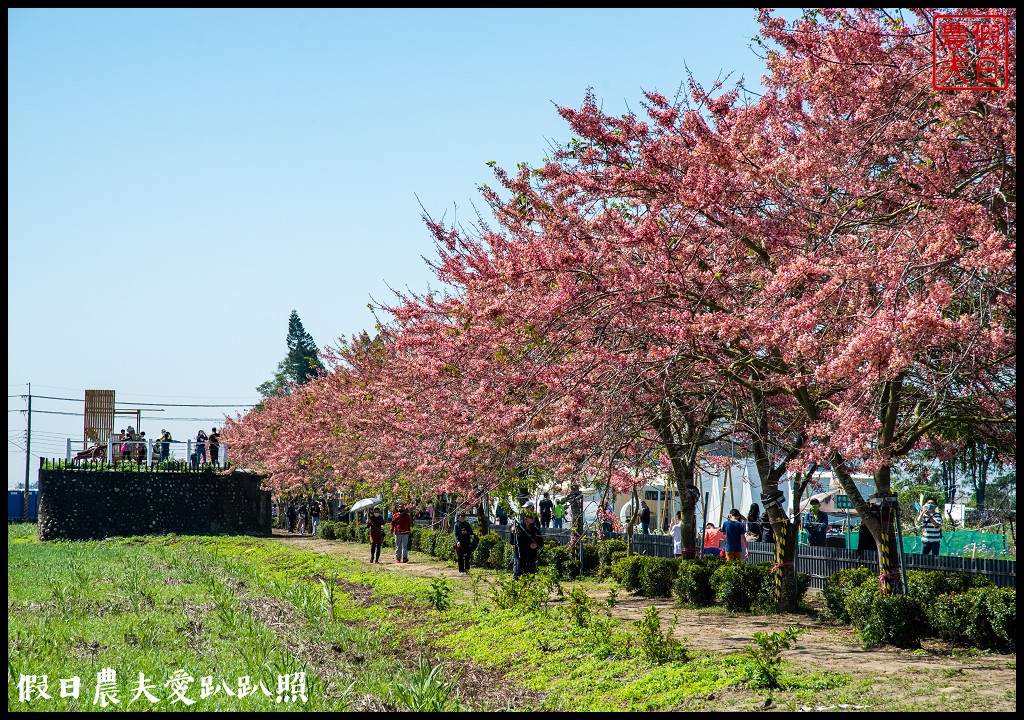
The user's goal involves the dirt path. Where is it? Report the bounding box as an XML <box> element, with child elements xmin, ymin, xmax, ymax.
<box><xmin>270</xmin><ymin>530</ymin><xmax>1016</xmax><ymax>710</ymax></box>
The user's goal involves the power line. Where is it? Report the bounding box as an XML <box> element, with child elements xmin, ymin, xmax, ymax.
<box><xmin>8</xmin><ymin>394</ymin><xmax>253</xmax><ymax>408</ymax></box>
<box><xmin>26</xmin><ymin>384</ymin><xmax>259</xmax><ymax>400</ymax></box>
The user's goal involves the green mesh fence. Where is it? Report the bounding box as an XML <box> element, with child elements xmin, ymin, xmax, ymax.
<box><xmin>799</xmin><ymin>528</ymin><xmax>1012</xmax><ymax>557</ymax></box>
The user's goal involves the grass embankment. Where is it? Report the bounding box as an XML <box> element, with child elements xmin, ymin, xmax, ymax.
<box><xmin>7</xmin><ymin>524</ymin><xmax>1012</xmax><ymax>711</ymax></box>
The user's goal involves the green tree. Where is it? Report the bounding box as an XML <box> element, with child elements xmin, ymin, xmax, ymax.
<box><xmin>257</xmin><ymin>310</ymin><xmax>326</xmax><ymax>399</ymax></box>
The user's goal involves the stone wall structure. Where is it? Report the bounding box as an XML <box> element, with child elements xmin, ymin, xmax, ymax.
<box><xmin>37</xmin><ymin>467</ymin><xmax>272</xmax><ymax>540</ymax></box>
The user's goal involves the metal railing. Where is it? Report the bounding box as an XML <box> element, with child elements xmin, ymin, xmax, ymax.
<box><xmin>65</xmin><ymin>437</ymin><xmax>229</xmax><ymax>467</ymax></box>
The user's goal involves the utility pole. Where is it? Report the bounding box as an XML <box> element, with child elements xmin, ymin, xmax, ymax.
<box><xmin>23</xmin><ymin>382</ymin><xmax>31</xmax><ymax>521</ymax></box>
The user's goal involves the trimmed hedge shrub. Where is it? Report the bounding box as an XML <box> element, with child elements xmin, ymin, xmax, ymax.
<box><xmin>709</xmin><ymin>562</ymin><xmax>768</xmax><ymax>612</ymax></box>
<box><xmin>638</xmin><ymin>557</ymin><xmax>679</xmax><ymax>598</ymax></box>
<box><xmin>544</xmin><ymin>545</ymin><xmax>580</xmax><ymax>579</ymax></box>
<box><xmin>433</xmin><ymin>532</ymin><xmax>456</xmax><ymax>562</ymax></box>
<box><xmin>612</xmin><ymin>555</ymin><xmax>646</xmax><ymax>593</ymax></box>
<box><xmin>318</xmin><ymin>520</ymin><xmax>337</xmax><ymax>540</ymax></box>
<box><xmin>858</xmin><ymin>593</ymin><xmax>926</xmax><ymax>649</ymax></box>
<box><xmin>907</xmin><ymin>569</ymin><xmax>994</xmax><ymax>605</ymax></box>
<box><xmin>672</xmin><ymin>555</ymin><xmax>724</xmax><ymax>607</ymax></box>
<box><xmin>822</xmin><ymin>567</ymin><xmax>874</xmax><ymax>622</ymax></box>
<box><xmin>597</xmin><ymin>540</ymin><xmax>628</xmax><ymax>577</ymax></box>
<box><xmin>473</xmin><ymin>533</ymin><xmax>501</xmax><ymax>569</ymax></box>
<box><xmin>845</xmin><ymin>580</ymin><xmax>880</xmax><ymax>630</ymax></box>
<box><xmin>931</xmin><ymin>587</ymin><xmax>1016</xmax><ymax>651</ymax></box>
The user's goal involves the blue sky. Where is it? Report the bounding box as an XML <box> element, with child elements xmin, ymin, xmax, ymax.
<box><xmin>8</xmin><ymin>8</ymin><xmax>778</xmax><ymax>488</ymax></box>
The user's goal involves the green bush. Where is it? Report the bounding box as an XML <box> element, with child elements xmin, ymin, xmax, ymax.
<box><xmin>821</xmin><ymin>567</ymin><xmax>874</xmax><ymax>622</ymax></box>
<box><xmin>545</xmin><ymin>545</ymin><xmax>580</xmax><ymax>579</ymax></box>
<box><xmin>907</xmin><ymin>569</ymin><xmax>993</xmax><ymax>606</ymax></box>
<box><xmin>984</xmin><ymin>587</ymin><xmax>1016</xmax><ymax>651</ymax></box>
<box><xmin>433</xmin><ymin>533</ymin><xmax>456</xmax><ymax>562</ymax></box>
<box><xmin>580</xmin><ymin>543</ymin><xmax>600</xmax><ymax>575</ymax></box>
<box><xmin>858</xmin><ymin>593</ymin><xmax>926</xmax><ymax>649</ymax></box>
<box><xmin>473</xmin><ymin>533</ymin><xmax>501</xmax><ymax>568</ymax></box>
<box><xmin>844</xmin><ymin>580</ymin><xmax>880</xmax><ymax>630</ymax></box>
<box><xmin>638</xmin><ymin>557</ymin><xmax>679</xmax><ymax>598</ymax></box>
<box><xmin>930</xmin><ymin>591</ymin><xmax>975</xmax><ymax>647</ymax></box>
<box><xmin>318</xmin><ymin>520</ymin><xmax>337</xmax><ymax>540</ymax></box>
<box><xmin>931</xmin><ymin>587</ymin><xmax>1016</xmax><ymax>651</ymax></box>
<box><xmin>487</xmin><ymin>539</ymin><xmax>508</xmax><ymax>570</ymax></box>
<box><xmin>672</xmin><ymin>556</ymin><xmax>724</xmax><ymax>607</ymax></box>
<box><xmin>597</xmin><ymin>540</ymin><xmax>628</xmax><ymax>577</ymax></box>
<box><xmin>710</xmin><ymin>562</ymin><xmax>767</xmax><ymax>612</ymax></box>
<box><xmin>612</xmin><ymin>555</ymin><xmax>646</xmax><ymax>592</ymax></box>
<box><xmin>412</xmin><ymin>528</ymin><xmax>434</xmax><ymax>553</ymax></box>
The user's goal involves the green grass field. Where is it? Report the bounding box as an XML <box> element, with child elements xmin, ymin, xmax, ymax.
<box><xmin>7</xmin><ymin>524</ymin><xmax>1013</xmax><ymax>711</ymax></box>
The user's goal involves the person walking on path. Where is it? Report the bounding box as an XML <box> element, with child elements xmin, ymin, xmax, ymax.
<box><xmin>722</xmin><ymin>509</ymin><xmax>747</xmax><ymax>561</ymax></box>
<box><xmin>390</xmin><ymin>503</ymin><xmax>412</xmax><ymax>562</ymax></box>
<box><xmin>453</xmin><ymin>510</ymin><xmax>477</xmax><ymax>574</ymax></box>
<box><xmin>511</xmin><ymin>502</ymin><xmax>544</xmax><ymax>578</ymax></box>
<box><xmin>286</xmin><ymin>502</ymin><xmax>297</xmax><ymax>534</ymax></box>
<box><xmin>310</xmin><ymin>502</ymin><xmax>321</xmax><ymax>536</ymax></box>
<box><xmin>639</xmin><ymin>501</ymin><xmax>652</xmax><ymax>535</ymax></box>
<box><xmin>296</xmin><ymin>504</ymin><xmax>308</xmax><ymax>536</ymax></box>
<box><xmin>918</xmin><ymin>497</ymin><xmax>943</xmax><ymax>556</ymax></box>
<box><xmin>367</xmin><ymin>507</ymin><xmax>385</xmax><ymax>563</ymax></box>
<box><xmin>552</xmin><ymin>498</ymin><xmax>567</xmax><ymax>530</ymax></box>
<box><xmin>195</xmin><ymin>429</ymin><xmax>208</xmax><ymax>465</ymax></box>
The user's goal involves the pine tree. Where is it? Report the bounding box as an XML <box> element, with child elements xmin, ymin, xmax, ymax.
<box><xmin>257</xmin><ymin>310</ymin><xmax>325</xmax><ymax>398</ymax></box>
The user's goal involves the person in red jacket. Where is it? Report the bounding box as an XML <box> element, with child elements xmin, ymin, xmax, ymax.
<box><xmin>390</xmin><ymin>502</ymin><xmax>412</xmax><ymax>563</ymax></box>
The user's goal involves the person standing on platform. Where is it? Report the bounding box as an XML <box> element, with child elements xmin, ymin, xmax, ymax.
<box><xmin>195</xmin><ymin>429</ymin><xmax>208</xmax><ymax>465</ymax></box>
<box><xmin>208</xmin><ymin>427</ymin><xmax>221</xmax><ymax>467</ymax></box>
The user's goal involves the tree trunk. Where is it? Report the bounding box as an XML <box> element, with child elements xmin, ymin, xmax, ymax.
<box><xmin>834</xmin><ymin>460</ymin><xmax>903</xmax><ymax>595</ymax></box>
<box><xmin>625</xmin><ymin>487</ymin><xmax>640</xmax><ymax>556</ymax></box>
<box><xmin>476</xmin><ymin>499</ymin><xmax>490</xmax><ymax>535</ymax></box>
<box><xmin>671</xmin><ymin>465</ymin><xmax>699</xmax><ymax>560</ymax></box>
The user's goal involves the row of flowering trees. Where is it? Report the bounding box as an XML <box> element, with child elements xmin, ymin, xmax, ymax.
<box><xmin>226</xmin><ymin>8</ymin><xmax>1015</xmax><ymax>609</ymax></box>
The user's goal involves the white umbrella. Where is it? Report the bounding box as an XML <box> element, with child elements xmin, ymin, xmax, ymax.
<box><xmin>349</xmin><ymin>497</ymin><xmax>382</xmax><ymax>513</ymax></box>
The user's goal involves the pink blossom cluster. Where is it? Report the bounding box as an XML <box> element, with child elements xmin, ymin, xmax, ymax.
<box><xmin>225</xmin><ymin>9</ymin><xmax>1015</xmax><ymax>520</ymax></box>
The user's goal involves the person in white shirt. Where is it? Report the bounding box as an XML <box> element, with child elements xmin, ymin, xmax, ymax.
<box><xmin>670</xmin><ymin>511</ymin><xmax>684</xmax><ymax>558</ymax></box>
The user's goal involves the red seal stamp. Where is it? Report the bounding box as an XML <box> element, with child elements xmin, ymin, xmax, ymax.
<box><xmin>933</xmin><ymin>14</ymin><xmax>1009</xmax><ymax>91</ymax></box>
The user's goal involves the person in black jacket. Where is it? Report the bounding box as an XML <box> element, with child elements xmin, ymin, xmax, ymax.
<box><xmin>539</xmin><ymin>493</ymin><xmax>554</xmax><ymax>528</ymax></box>
<box><xmin>639</xmin><ymin>501</ymin><xmax>652</xmax><ymax>535</ymax></box>
<box><xmin>286</xmin><ymin>502</ymin><xmax>297</xmax><ymax>534</ymax></box>
<box><xmin>511</xmin><ymin>502</ymin><xmax>544</xmax><ymax>577</ymax></box>
<box><xmin>759</xmin><ymin>510</ymin><xmax>775</xmax><ymax>543</ymax></box>
<box><xmin>453</xmin><ymin>511</ymin><xmax>477</xmax><ymax>574</ymax></box>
